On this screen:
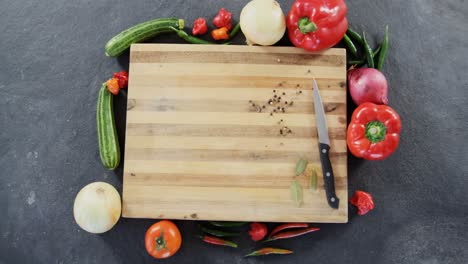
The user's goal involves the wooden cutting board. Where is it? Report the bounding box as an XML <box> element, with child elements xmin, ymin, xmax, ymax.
<box><xmin>122</xmin><ymin>44</ymin><xmax>348</xmax><ymax>223</ymax></box>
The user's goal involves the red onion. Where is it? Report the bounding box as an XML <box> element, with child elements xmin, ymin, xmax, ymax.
<box><xmin>348</xmin><ymin>68</ymin><xmax>388</xmax><ymax>105</ymax></box>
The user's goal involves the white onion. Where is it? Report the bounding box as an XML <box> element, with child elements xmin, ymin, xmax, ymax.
<box><xmin>73</xmin><ymin>182</ymin><xmax>121</xmax><ymax>234</ymax></box>
<box><xmin>240</xmin><ymin>0</ymin><xmax>286</xmax><ymax>46</ymax></box>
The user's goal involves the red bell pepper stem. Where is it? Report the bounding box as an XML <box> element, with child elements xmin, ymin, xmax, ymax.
<box><xmin>199</xmin><ymin>235</ymin><xmax>237</xmax><ymax>248</ymax></box>
<box><xmin>245</xmin><ymin>247</ymin><xmax>293</xmax><ymax>257</ymax></box>
<box><xmin>298</xmin><ymin>17</ymin><xmax>317</xmax><ymax>34</ymax></box>
<box><xmin>264</xmin><ymin>227</ymin><xmax>320</xmax><ymax>242</ymax></box>
<box><xmin>269</xmin><ymin>223</ymin><xmax>308</xmax><ymax>238</ymax></box>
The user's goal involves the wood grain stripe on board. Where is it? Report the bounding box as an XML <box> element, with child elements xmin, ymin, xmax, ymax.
<box><xmin>130</xmin><ymin>43</ymin><xmax>346</xmax><ymax>56</ymax></box>
<box><xmin>125</xmin><ymin>148</ymin><xmax>347</xmax><ymax>163</ymax></box>
<box><xmin>128</xmin><ymin>99</ymin><xmax>346</xmax><ymax>115</ymax></box>
<box><xmin>126</xmin><ymin>123</ymin><xmax>346</xmax><ymax>139</ymax></box>
<box><xmin>129</xmin><ymin>75</ymin><xmax>346</xmax><ymax>90</ymax></box>
<box><xmin>124</xmin><ymin>172</ymin><xmax>347</xmax><ymax>189</ymax></box>
<box><xmin>128</xmin><ymin>87</ymin><xmax>346</xmax><ymax>103</ymax></box>
<box><xmin>123</xmin><ymin>160</ymin><xmax>347</xmax><ymax>178</ymax></box>
<box><xmin>131</xmin><ymin>51</ymin><xmax>346</xmax><ymax>67</ymax></box>
<box><xmin>131</xmin><ymin>63</ymin><xmax>344</xmax><ymax>80</ymax></box>
<box><xmin>125</xmin><ymin>136</ymin><xmax>347</xmax><ymax>152</ymax></box>
<box><xmin>126</xmin><ymin>111</ymin><xmax>347</xmax><ymax>127</ymax></box>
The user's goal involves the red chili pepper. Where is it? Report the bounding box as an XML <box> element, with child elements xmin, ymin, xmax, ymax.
<box><xmin>347</xmin><ymin>103</ymin><xmax>401</xmax><ymax>160</ymax></box>
<box><xmin>105</xmin><ymin>78</ymin><xmax>120</xmax><ymax>95</ymax></box>
<box><xmin>286</xmin><ymin>0</ymin><xmax>348</xmax><ymax>51</ymax></box>
<box><xmin>248</xmin><ymin>222</ymin><xmax>268</xmax><ymax>241</ymax></box>
<box><xmin>269</xmin><ymin>223</ymin><xmax>308</xmax><ymax>238</ymax></box>
<box><xmin>211</xmin><ymin>27</ymin><xmax>229</xmax><ymax>41</ymax></box>
<box><xmin>213</xmin><ymin>8</ymin><xmax>232</xmax><ymax>30</ymax></box>
<box><xmin>192</xmin><ymin>18</ymin><xmax>208</xmax><ymax>36</ymax></box>
<box><xmin>199</xmin><ymin>235</ymin><xmax>237</xmax><ymax>248</ymax></box>
<box><xmin>112</xmin><ymin>70</ymin><xmax>128</xmax><ymax>89</ymax></box>
<box><xmin>245</xmin><ymin>247</ymin><xmax>293</xmax><ymax>257</ymax></box>
<box><xmin>350</xmin><ymin>191</ymin><xmax>375</xmax><ymax>215</ymax></box>
<box><xmin>265</xmin><ymin>227</ymin><xmax>320</xmax><ymax>242</ymax></box>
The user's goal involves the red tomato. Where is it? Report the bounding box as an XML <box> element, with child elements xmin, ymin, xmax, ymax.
<box><xmin>145</xmin><ymin>220</ymin><xmax>182</xmax><ymax>259</ymax></box>
<box><xmin>248</xmin><ymin>222</ymin><xmax>268</xmax><ymax>241</ymax></box>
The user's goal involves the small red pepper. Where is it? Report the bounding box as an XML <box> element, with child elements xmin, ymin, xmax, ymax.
<box><xmin>245</xmin><ymin>247</ymin><xmax>293</xmax><ymax>257</ymax></box>
<box><xmin>248</xmin><ymin>222</ymin><xmax>268</xmax><ymax>241</ymax></box>
<box><xmin>269</xmin><ymin>223</ymin><xmax>308</xmax><ymax>238</ymax></box>
<box><xmin>347</xmin><ymin>103</ymin><xmax>401</xmax><ymax>160</ymax></box>
<box><xmin>265</xmin><ymin>227</ymin><xmax>320</xmax><ymax>242</ymax></box>
<box><xmin>113</xmin><ymin>70</ymin><xmax>128</xmax><ymax>89</ymax></box>
<box><xmin>211</xmin><ymin>27</ymin><xmax>229</xmax><ymax>41</ymax></box>
<box><xmin>286</xmin><ymin>0</ymin><xmax>348</xmax><ymax>51</ymax></box>
<box><xmin>213</xmin><ymin>8</ymin><xmax>232</xmax><ymax>30</ymax></box>
<box><xmin>199</xmin><ymin>235</ymin><xmax>237</xmax><ymax>248</ymax></box>
<box><xmin>105</xmin><ymin>78</ymin><xmax>120</xmax><ymax>95</ymax></box>
<box><xmin>350</xmin><ymin>191</ymin><xmax>375</xmax><ymax>215</ymax></box>
<box><xmin>192</xmin><ymin>18</ymin><xmax>208</xmax><ymax>36</ymax></box>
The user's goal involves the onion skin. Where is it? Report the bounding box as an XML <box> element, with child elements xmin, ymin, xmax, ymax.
<box><xmin>240</xmin><ymin>0</ymin><xmax>286</xmax><ymax>46</ymax></box>
<box><xmin>73</xmin><ymin>182</ymin><xmax>121</xmax><ymax>234</ymax></box>
<box><xmin>348</xmin><ymin>68</ymin><xmax>389</xmax><ymax>105</ymax></box>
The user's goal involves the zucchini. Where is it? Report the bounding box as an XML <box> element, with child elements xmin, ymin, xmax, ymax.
<box><xmin>105</xmin><ymin>18</ymin><xmax>184</xmax><ymax>57</ymax></box>
<box><xmin>97</xmin><ymin>83</ymin><xmax>120</xmax><ymax>169</ymax></box>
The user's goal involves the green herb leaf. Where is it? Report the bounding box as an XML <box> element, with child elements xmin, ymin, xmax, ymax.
<box><xmin>290</xmin><ymin>179</ymin><xmax>303</xmax><ymax>207</ymax></box>
<box><xmin>309</xmin><ymin>167</ymin><xmax>318</xmax><ymax>192</ymax></box>
<box><xmin>295</xmin><ymin>158</ymin><xmax>308</xmax><ymax>176</ymax></box>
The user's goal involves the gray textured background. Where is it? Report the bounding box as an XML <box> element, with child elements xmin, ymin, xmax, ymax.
<box><xmin>1</xmin><ymin>0</ymin><xmax>467</xmax><ymax>263</ymax></box>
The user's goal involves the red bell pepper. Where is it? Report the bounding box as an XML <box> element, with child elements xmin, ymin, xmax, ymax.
<box><xmin>347</xmin><ymin>103</ymin><xmax>401</xmax><ymax>160</ymax></box>
<box><xmin>192</xmin><ymin>18</ymin><xmax>208</xmax><ymax>36</ymax></box>
<box><xmin>286</xmin><ymin>0</ymin><xmax>348</xmax><ymax>51</ymax></box>
<box><xmin>350</xmin><ymin>191</ymin><xmax>375</xmax><ymax>215</ymax></box>
<box><xmin>213</xmin><ymin>8</ymin><xmax>232</xmax><ymax>30</ymax></box>
<box><xmin>113</xmin><ymin>70</ymin><xmax>128</xmax><ymax>89</ymax></box>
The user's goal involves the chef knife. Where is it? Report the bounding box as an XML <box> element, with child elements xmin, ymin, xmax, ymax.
<box><xmin>312</xmin><ymin>79</ymin><xmax>340</xmax><ymax>209</ymax></box>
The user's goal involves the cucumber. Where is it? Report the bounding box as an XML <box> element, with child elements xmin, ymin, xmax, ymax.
<box><xmin>97</xmin><ymin>83</ymin><xmax>120</xmax><ymax>170</ymax></box>
<box><xmin>105</xmin><ymin>18</ymin><xmax>184</xmax><ymax>57</ymax></box>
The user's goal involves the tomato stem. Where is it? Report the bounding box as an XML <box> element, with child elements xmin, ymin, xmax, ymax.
<box><xmin>155</xmin><ymin>228</ymin><xmax>167</xmax><ymax>250</ymax></box>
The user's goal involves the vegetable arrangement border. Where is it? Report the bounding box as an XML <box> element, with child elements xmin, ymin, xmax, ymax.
<box><xmin>73</xmin><ymin>0</ymin><xmax>403</xmax><ymax>259</ymax></box>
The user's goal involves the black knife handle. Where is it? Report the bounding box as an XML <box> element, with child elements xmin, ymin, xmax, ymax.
<box><xmin>319</xmin><ymin>143</ymin><xmax>340</xmax><ymax>209</ymax></box>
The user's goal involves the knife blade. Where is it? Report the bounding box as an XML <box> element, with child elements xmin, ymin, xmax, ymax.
<box><xmin>312</xmin><ymin>79</ymin><xmax>340</xmax><ymax>209</ymax></box>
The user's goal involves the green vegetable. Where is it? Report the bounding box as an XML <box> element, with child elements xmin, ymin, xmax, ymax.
<box><xmin>290</xmin><ymin>179</ymin><xmax>303</xmax><ymax>207</ymax></box>
<box><xmin>170</xmin><ymin>27</ymin><xmax>216</xmax><ymax>44</ymax></box>
<box><xmin>209</xmin><ymin>221</ymin><xmax>247</xmax><ymax>227</ymax></box>
<box><xmin>362</xmin><ymin>32</ymin><xmax>374</xmax><ymax>68</ymax></box>
<box><xmin>342</xmin><ymin>34</ymin><xmax>358</xmax><ymax>57</ymax></box>
<box><xmin>309</xmin><ymin>167</ymin><xmax>318</xmax><ymax>192</ymax></box>
<box><xmin>346</xmin><ymin>28</ymin><xmax>364</xmax><ymax>45</ymax></box>
<box><xmin>97</xmin><ymin>83</ymin><xmax>120</xmax><ymax>169</ymax></box>
<box><xmin>295</xmin><ymin>158</ymin><xmax>308</xmax><ymax>176</ymax></box>
<box><xmin>105</xmin><ymin>18</ymin><xmax>184</xmax><ymax>57</ymax></box>
<box><xmin>377</xmin><ymin>26</ymin><xmax>389</xmax><ymax>70</ymax></box>
<box><xmin>200</xmin><ymin>226</ymin><xmax>240</xmax><ymax>237</ymax></box>
<box><xmin>373</xmin><ymin>44</ymin><xmax>381</xmax><ymax>58</ymax></box>
<box><xmin>228</xmin><ymin>22</ymin><xmax>241</xmax><ymax>39</ymax></box>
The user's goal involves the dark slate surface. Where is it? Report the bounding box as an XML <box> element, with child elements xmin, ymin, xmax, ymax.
<box><xmin>1</xmin><ymin>0</ymin><xmax>467</xmax><ymax>263</ymax></box>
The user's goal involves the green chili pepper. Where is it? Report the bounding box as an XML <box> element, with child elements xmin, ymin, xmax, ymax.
<box><xmin>346</xmin><ymin>27</ymin><xmax>364</xmax><ymax>45</ymax></box>
<box><xmin>342</xmin><ymin>34</ymin><xmax>358</xmax><ymax>57</ymax></box>
<box><xmin>245</xmin><ymin>247</ymin><xmax>293</xmax><ymax>257</ymax></box>
<box><xmin>362</xmin><ymin>32</ymin><xmax>375</xmax><ymax>68</ymax></box>
<box><xmin>170</xmin><ymin>27</ymin><xmax>216</xmax><ymax>44</ymax></box>
<box><xmin>209</xmin><ymin>221</ymin><xmax>247</xmax><ymax>227</ymax></box>
<box><xmin>377</xmin><ymin>26</ymin><xmax>389</xmax><ymax>71</ymax></box>
<box><xmin>229</xmin><ymin>22</ymin><xmax>241</xmax><ymax>39</ymax></box>
<box><xmin>200</xmin><ymin>225</ymin><xmax>241</xmax><ymax>237</ymax></box>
